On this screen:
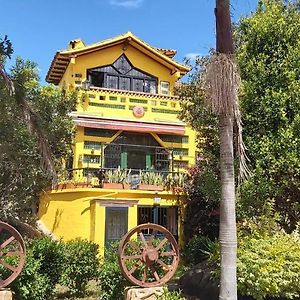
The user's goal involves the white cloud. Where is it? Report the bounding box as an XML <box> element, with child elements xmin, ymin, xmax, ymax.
<box><xmin>185</xmin><ymin>52</ymin><xmax>202</xmax><ymax>61</ymax></box>
<box><xmin>109</xmin><ymin>0</ymin><xmax>143</xmax><ymax>8</ymax></box>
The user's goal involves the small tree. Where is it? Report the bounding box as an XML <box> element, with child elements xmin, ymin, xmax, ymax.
<box><xmin>0</xmin><ymin>35</ymin><xmax>76</xmax><ymax>222</ymax></box>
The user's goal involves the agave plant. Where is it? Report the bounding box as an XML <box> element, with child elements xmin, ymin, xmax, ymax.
<box><xmin>105</xmin><ymin>167</ymin><xmax>129</xmax><ymax>184</ymax></box>
<box><xmin>140</xmin><ymin>171</ymin><xmax>164</xmax><ymax>186</ymax></box>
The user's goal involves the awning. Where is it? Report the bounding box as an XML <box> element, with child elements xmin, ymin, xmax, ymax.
<box><xmin>73</xmin><ymin>117</ymin><xmax>185</xmax><ymax>135</ymax></box>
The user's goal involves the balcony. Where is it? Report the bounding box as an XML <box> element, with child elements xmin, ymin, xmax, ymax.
<box><xmin>55</xmin><ymin>166</ymin><xmax>186</xmax><ymax>194</ymax></box>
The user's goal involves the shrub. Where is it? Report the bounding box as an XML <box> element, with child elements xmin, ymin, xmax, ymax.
<box><xmin>28</xmin><ymin>237</ymin><xmax>64</xmax><ymax>285</ymax></box>
<box><xmin>183</xmin><ymin>235</ymin><xmax>218</xmax><ymax>266</ymax></box>
<box><xmin>207</xmin><ymin>221</ymin><xmax>300</xmax><ymax>300</ymax></box>
<box><xmin>11</xmin><ymin>251</ymin><xmax>52</xmax><ymax>300</ymax></box>
<box><xmin>98</xmin><ymin>241</ymin><xmax>129</xmax><ymax>300</ymax></box>
<box><xmin>157</xmin><ymin>287</ymin><xmax>185</xmax><ymax>300</ymax></box>
<box><xmin>10</xmin><ymin>237</ymin><xmax>64</xmax><ymax>300</ymax></box>
<box><xmin>237</xmin><ymin>231</ymin><xmax>300</xmax><ymax>300</ymax></box>
<box><xmin>60</xmin><ymin>238</ymin><xmax>100</xmax><ymax>296</ymax></box>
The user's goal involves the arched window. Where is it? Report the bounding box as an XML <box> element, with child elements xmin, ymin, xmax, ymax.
<box><xmin>87</xmin><ymin>54</ymin><xmax>157</xmax><ymax>94</ymax></box>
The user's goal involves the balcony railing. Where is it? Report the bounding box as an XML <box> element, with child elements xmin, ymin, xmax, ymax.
<box><xmin>55</xmin><ymin>167</ymin><xmax>187</xmax><ymax>193</ymax></box>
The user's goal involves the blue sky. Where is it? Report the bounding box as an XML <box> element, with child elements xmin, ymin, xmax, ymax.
<box><xmin>1</xmin><ymin>0</ymin><xmax>257</xmax><ymax>84</ymax></box>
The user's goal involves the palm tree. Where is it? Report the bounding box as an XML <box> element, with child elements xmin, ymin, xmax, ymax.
<box><xmin>203</xmin><ymin>1</ymin><xmax>247</xmax><ymax>299</ymax></box>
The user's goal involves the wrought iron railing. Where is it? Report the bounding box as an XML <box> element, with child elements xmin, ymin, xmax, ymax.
<box><xmin>56</xmin><ymin>166</ymin><xmax>186</xmax><ymax>192</ymax></box>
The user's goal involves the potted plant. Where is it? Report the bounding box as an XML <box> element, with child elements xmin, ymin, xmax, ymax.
<box><xmin>164</xmin><ymin>172</ymin><xmax>187</xmax><ymax>194</ymax></box>
<box><xmin>138</xmin><ymin>171</ymin><xmax>164</xmax><ymax>191</ymax></box>
<box><xmin>103</xmin><ymin>167</ymin><xmax>130</xmax><ymax>189</ymax></box>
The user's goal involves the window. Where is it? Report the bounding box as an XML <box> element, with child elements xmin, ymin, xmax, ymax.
<box><xmin>83</xmin><ymin>155</ymin><xmax>100</xmax><ymax>164</ymax></box>
<box><xmin>84</xmin><ymin>128</ymin><xmax>117</xmax><ymax>137</ymax></box>
<box><xmin>87</xmin><ymin>54</ymin><xmax>157</xmax><ymax>94</ymax></box>
<box><xmin>160</xmin><ymin>81</ymin><xmax>170</xmax><ymax>95</ymax></box>
<box><xmin>138</xmin><ymin>206</ymin><xmax>178</xmax><ymax>238</ymax></box>
<box><xmin>84</xmin><ymin>141</ymin><xmax>101</xmax><ymax>150</ymax></box>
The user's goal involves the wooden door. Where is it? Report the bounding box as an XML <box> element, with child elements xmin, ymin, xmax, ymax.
<box><xmin>105</xmin><ymin>207</ymin><xmax>128</xmax><ymax>245</ymax></box>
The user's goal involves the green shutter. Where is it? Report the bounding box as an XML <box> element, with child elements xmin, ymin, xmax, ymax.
<box><xmin>121</xmin><ymin>151</ymin><xmax>128</xmax><ymax>168</ymax></box>
<box><xmin>146</xmin><ymin>153</ymin><xmax>153</xmax><ymax>170</ymax></box>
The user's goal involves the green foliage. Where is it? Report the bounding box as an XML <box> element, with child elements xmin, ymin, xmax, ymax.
<box><xmin>0</xmin><ymin>54</ymin><xmax>75</xmax><ymax>222</ymax></box>
<box><xmin>182</xmin><ymin>165</ymin><xmax>220</xmax><ymax>240</ymax></box>
<box><xmin>0</xmin><ymin>35</ymin><xmax>13</xmax><ymax>60</ymax></box>
<box><xmin>164</xmin><ymin>172</ymin><xmax>187</xmax><ymax>193</ymax></box>
<box><xmin>235</xmin><ymin>0</ymin><xmax>300</xmax><ymax>232</ymax></box>
<box><xmin>60</xmin><ymin>239</ymin><xmax>100</xmax><ymax>297</ymax></box>
<box><xmin>176</xmin><ymin>59</ymin><xmax>221</xmax><ymax>241</ymax></box>
<box><xmin>98</xmin><ymin>241</ymin><xmax>129</xmax><ymax>300</ymax></box>
<box><xmin>140</xmin><ymin>170</ymin><xmax>164</xmax><ymax>185</ymax></box>
<box><xmin>157</xmin><ymin>287</ymin><xmax>185</xmax><ymax>300</ymax></box>
<box><xmin>105</xmin><ymin>166</ymin><xmax>130</xmax><ymax>184</ymax></box>
<box><xmin>237</xmin><ymin>230</ymin><xmax>300</xmax><ymax>300</ymax></box>
<box><xmin>12</xmin><ymin>252</ymin><xmax>51</xmax><ymax>300</ymax></box>
<box><xmin>183</xmin><ymin>235</ymin><xmax>219</xmax><ymax>266</ymax></box>
<box><xmin>177</xmin><ymin>0</ymin><xmax>300</xmax><ymax>235</ymax></box>
<box><xmin>28</xmin><ymin>237</ymin><xmax>65</xmax><ymax>285</ymax></box>
<box><xmin>10</xmin><ymin>237</ymin><xmax>64</xmax><ymax>300</ymax></box>
<box><xmin>207</xmin><ymin>217</ymin><xmax>300</xmax><ymax>300</ymax></box>
<box><xmin>8</xmin><ymin>238</ymin><xmax>100</xmax><ymax>299</ymax></box>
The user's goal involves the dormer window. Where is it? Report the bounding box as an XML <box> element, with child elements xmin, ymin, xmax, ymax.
<box><xmin>87</xmin><ymin>54</ymin><xmax>157</xmax><ymax>94</ymax></box>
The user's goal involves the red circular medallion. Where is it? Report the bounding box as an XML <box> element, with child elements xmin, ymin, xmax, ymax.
<box><xmin>133</xmin><ymin>106</ymin><xmax>145</xmax><ymax>118</ymax></box>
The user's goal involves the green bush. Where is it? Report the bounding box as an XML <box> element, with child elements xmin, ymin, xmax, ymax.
<box><xmin>183</xmin><ymin>235</ymin><xmax>218</xmax><ymax>266</ymax></box>
<box><xmin>237</xmin><ymin>231</ymin><xmax>300</xmax><ymax>300</ymax></box>
<box><xmin>60</xmin><ymin>238</ymin><xmax>100</xmax><ymax>296</ymax></box>
<box><xmin>157</xmin><ymin>287</ymin><xmax>185</xmax><ymax>300</ymax></box>
<box><xmin>98</xmin><ymin>241</ymin><xmax>129</xmax><ymax>300</ymax></box>
<box><xmin>207</xmin><ymin>220</ymin><xmax>300</xmax><ymax>300</ymax></box>
<box><xmin>10</xmin><ymin>237</ymin><xmax>64</xmax><ymax>300</ymax></box>
<box><xmin>11</xmin><ymin>252</ymin><xmax>52</xmax><ymax>300</ymax></box>
<box><xmin>28</xmin><ymin>237</ymin><xmax>65</xmax><ymax>286</ymax></box>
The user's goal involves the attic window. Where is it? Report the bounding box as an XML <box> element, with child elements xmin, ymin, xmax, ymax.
<box><xmin>87</xmin><ymin>54</ymin><xmax>157</xmax><ymax>94</ymax></box>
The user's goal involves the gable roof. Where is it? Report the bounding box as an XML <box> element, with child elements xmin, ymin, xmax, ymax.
<box><xmin>46</xmin><ymin>32</ymin><xmax>190</xmax><ymax>85</ymax></box>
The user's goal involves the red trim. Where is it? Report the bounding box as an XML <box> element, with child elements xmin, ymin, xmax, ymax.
<box><xmin>73</xmin><ymin>117</ymin><xmax>185</xmax><ymax>135</ymax></box>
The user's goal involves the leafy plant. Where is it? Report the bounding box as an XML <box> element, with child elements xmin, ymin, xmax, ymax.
<box><xmin>235</xmin><ymin>0</ymin><xmax>300</xmax><ymax>232</ymax></box>
<box><xmin>164</xmin><ymin>172</ymin><xmax>187</xmax><ymax>193</ymax></box>
<box><xmin>237</xmin><ymin>231</ymin><xmax>300</xmax><ymax>300</ymax></box>
<box><xmin>157</xmin><ymin>287</ymin><xmax>185</xmax><ymax>300</ymax></box>
<box><xmin>140</xmin><ymin>170</ymin><xmax>164</xmax><ymax>185</ymax></box>
<box><xmin>7</xmin><ymin>237</ymin><xmax>64</xmax><ymax>300</ymax></box>
<box><xmin>60</xmin><ymin>239</ymin><xmax>100</xmax><ymax>297</ymax></box>
<box><xmin>105</xmin><ymin>167</ymin><xmax>130</xmax><ymax>184</ymax></box>
<box><xmin>207</xmin><ymin>221</ymin><xmax>300</xmax><ymax>300</ymax></box>
<box><xmin>183</xmin><ymin>235</ymin><xmax>219</xmax><ymax>266</ymax></box>
<box><xmin>98</xmin><ymin>241</ymin><xmax>129</xmax><ymax>300</ymax></box>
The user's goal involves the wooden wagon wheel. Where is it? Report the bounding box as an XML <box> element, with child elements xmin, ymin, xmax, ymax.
<box><xmin>0</xmin><ymin>221</ymin><xmax>26</xmax><ymax>288</ymax></box>
<box><xmin>118</xmin><ymin>223</ymin><xmax>179</xmax><ymax>287</ymax></box>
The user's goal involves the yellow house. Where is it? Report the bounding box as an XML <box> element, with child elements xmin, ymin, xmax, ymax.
<box><xmin>38</xmin><ymin>32</ymin><xmax>196</xmax><ymax>253</ymax></box>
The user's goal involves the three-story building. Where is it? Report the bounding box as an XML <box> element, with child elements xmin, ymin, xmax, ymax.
<box><xmin>38</xmin><ymin>32</ymin><xmax>196</xmax><ymax>253</ymax></box>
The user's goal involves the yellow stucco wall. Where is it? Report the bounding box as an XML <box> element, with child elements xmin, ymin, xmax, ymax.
<box><xmin>39</xmin><ymin>188</ymin><xmax>182</xmax><ymax>254</ymax></box>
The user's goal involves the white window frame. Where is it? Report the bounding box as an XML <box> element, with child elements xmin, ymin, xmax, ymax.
<box><xmin>160</xmin><ymin>81</ymin><xmax>170</xmax><ymax>96</ymax></box>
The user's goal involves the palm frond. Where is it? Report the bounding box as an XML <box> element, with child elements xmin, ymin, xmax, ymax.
<box><xmin>203</xmin><ymin>52</ymin><xmax>250</xmax><ymax>180</ymax></box>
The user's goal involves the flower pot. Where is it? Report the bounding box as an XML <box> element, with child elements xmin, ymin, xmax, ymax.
<box><xmin>103</xmin><ymin>183</ymin><xmax>124</xmax><ymax>189</ymax></box>
<box><xmin>55</xmin><ymin>183</ymin><xmax>75</xmax><ymax>190</ymax></box>
<box><xmin>137</xmin><ymin>184</ymin><xmax>164</xmax><ymax>191</ymax></box>
<box><xmin>123</xmin><ymin>184</ymin><xmax>131</xmax><ymax>190</ymax></box>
